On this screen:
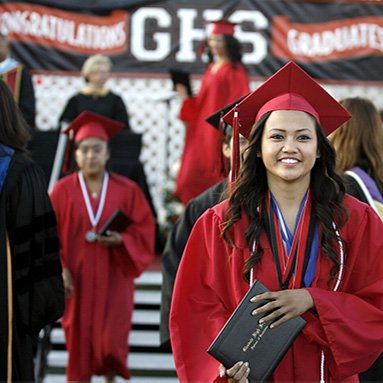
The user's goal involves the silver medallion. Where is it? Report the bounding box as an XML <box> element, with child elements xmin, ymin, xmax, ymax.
<box><xmin>85</xmin><ymin>230</ymin><xmax>97</xmax><ymax>242</ymax></box>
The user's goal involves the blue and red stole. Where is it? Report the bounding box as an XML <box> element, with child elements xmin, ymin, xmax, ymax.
<box><xmin>262</xmin><ymin>190</ymin><xmax>319</xmax><ymax>289</ymax></box>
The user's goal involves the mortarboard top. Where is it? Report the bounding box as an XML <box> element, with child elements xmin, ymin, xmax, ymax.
<box><xmin>205</xmin><ymin>95</ymin><xmax>248</xmax><ymax>134</ymax></box>
<box><xmin>169</xmin><ymin>68</ymin><xmax>192</xmax><ymax>96</ymax></box>
<box><xmin>222</xmin><ymin>61</ymin><xmax>351</xmax><ymax>139</ymax></box>
<box><xmin>63</xmin><ymin>111</ymin><xmax>124</xmax><ymax>143</ymax></box>
<box><xmin>208</xmin><ymin>19</ymin><xmax>235</xmax><ymax>36</ymax></box>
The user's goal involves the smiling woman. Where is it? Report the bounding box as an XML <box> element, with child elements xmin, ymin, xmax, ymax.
<box><xmin>260</xmin><ymin>110</ymin><xmax>318</xmax><ymax>194</ymax></box>
<box><xmin>169</xmin><ymin>62</ymin><xmax>383</xmax><ymax>383</ymax></box>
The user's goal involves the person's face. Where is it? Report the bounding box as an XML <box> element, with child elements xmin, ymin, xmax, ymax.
<box><xmin>75</xmin><ymin>137</ymin><xmax>109</xmax><ymax>178</ymax></box>
<box><xmin>87</xmin><ymin>63</ymin><xmax>110</xmax><ymax>87</ymax></box>
<box><xmin>207</xmin><ymin>34</ymin><xmax>227</xmax><ymax>58</ymax></box>
<box><xmin>260</xmin><ymin>110</ymin><xmax>319</xmax><ymax>188</ymax></box>
<box><xmin>222</xmin><ymin>134</ymin><xmax>248</xmax><ymax>160</ymax></box>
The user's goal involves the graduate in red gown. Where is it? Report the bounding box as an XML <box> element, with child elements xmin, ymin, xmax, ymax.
<box><xmin>50</xmin><ymin>111</ymin><xmax>155</xmax><ymax>383</ymax></box>
<box><xmin>170</xmin><ymin>62</ymin><xmax>383</xmax><ymax>382</ymax></box>
<box><xmin>175</xmin><ymin>20</ymin><xmax>250</xmax><ymax>205</ymax></box>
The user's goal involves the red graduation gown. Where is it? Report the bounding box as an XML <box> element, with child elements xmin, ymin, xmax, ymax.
<box><xmin>50</xmin><ymin>172</ymin><xmax>155</xmax><ymax>381</ymax></box>
<box><xmin>170</xmin><ymin>195</ymin><xmax>383</xmax><ymax>382</ymax></box>
<box><xmin>175</xmin><ymin>62</ymin><xmax>249</xmax><ymax>205</ymax></box>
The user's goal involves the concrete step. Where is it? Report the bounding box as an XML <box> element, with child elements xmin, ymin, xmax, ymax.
<box><xmin>134</xmin><ymin>290</ymin><xmax>161</xmax><ymax>306</ymax></box>
<box><xmin>135</xmin><ymin>271</ymin><xmax>162</xmax><ymax>286</ymax></box>
<box><xmin>132</xmin><ymin>309</ymin><xmax>160</xmax><ymax>325</ymax></box>
<box><xmin>48</xmin><ymin>309</ymin><xmax>160</xmax><ymax>337</ymax></box>
<box><xmin>47</xmin><ymin>351</ymin><xmax>175</xmax><ymax>370</ymax></box>
<box><xmin>51</xmin><ymin>329</ymin><xmax>160</xmax><ymax>347</ymax></box>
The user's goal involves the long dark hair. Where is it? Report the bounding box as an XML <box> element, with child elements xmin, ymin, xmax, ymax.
<box><xmin>222</xmin><ymin>112</ymin><xmax>348</xmax><ymax>282</ymax></box>
<box><xmin>207</xmin><ymin>35</ymin><xmax>243</xmax><ymax>67</ymax></box>
<box><xmin>0</xmin><ymin>80</ymin><xmax>31</xmax><ymax>152</ymax></box>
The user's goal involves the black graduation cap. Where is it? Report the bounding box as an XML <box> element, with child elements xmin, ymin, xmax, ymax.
<box><xmin>205</xmin><ymin>94</ymin><xmax>249</xmax><ymax>135</ymax></box>
<box><xmin>169</xmin><ymin>68</ymin><xmax>192</xmax><ymax>96</ymax></box>
<box><xmin>204</xmin><ymin>94</ymin><xmax>249</xmax><ymax>177</ymax></box>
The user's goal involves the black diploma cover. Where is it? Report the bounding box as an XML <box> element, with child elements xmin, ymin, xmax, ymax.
<box><xmin>207</xmin><ymin>280</ymin><xmax>306</xmax><ymax>382</ymax></box>
<box><xmin>169</xmin><ymin>69</ymin><xmax>192</xmax><ymax>96</ymax></box>
<box><xmin>98</xmin><ymin>209</ymin><xmax>131</xmax><ymax>236</ymax></box>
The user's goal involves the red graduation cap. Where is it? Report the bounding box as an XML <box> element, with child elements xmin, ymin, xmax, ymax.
<box><xmin>223</xmin><ymin>61</ymin><xmax>351</xmax><ymax>139</ymax></box>
<box><xmin>198</xmin><ymin>20</ymin><xmax>235</xmax><ymax>56</ymax></box>
<box><xmin>209</xmin><ymin>20</ymin><xmax>235</xmax><ymax>36</ymax></box>
<box><xmin>222</xmin><ymin>61</ymin><xmax>351</xmax><ymax>180</ymax></box>
<box><xmin>63</xmin><ymin>111</ymin><xmax>124</xmax><ymax>143</ymax></box>
<box><xmin>62</xmin><ymin>111</ymin><xmax>124</xmax><ymax>174</ymax></box>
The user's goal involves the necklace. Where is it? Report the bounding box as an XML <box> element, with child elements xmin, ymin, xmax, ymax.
<box><xmin>78</xmin><ymin>171</ymin><xmax>109</xmax><ymax>242</ymax></box>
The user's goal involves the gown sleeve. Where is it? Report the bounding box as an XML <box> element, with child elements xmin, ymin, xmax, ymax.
<box><xmin>59</xmin><ymin>95</ymin><xmax>78</xmax><ymax>123</ymax></box>
<box><xmin>116</xmin><ymin>182</ymin><xmax>156</xmax><ymax>278</ymax></box>
<box><xmin>113</xmin><ymin>94</ymin><xmax>131</xmax><ymax>130</ymax></box>
<box><xmin>170</xmin><ymin>208</ymin><xmax>240</xmax><ymax>382</ymax></box>
<box><xmin>7</xmin><ymin>159</ymin><xmax>64</xmax><ymax>334</ymax></box>
<box><xmin>49</xmin><ymin>181</ymin><xmax>69</xmax><ymax>270</ymax></box>
<box><xmin>179</xmin><ymin>96</ymin><xmax>197</xmax><ymax>125</ymax></box>
<box><xmin>303</xmin><ymin>206</ymin><xmax>383</xmax><ymax>379</ymax></box>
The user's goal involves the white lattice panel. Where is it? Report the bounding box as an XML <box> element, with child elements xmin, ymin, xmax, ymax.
<box><xmin>32</xmin><ymin>73</ymin><xmax>383</xmax><ymax>222</ymax></box>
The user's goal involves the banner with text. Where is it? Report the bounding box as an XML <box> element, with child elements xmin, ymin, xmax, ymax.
<box><xmin>1</xmin><ymin>0</ymin><xmax>383</xmax><ymax>81</ymax></box>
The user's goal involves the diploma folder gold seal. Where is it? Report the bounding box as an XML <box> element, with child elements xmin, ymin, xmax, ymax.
<box><xmin>207</xmin><ymin>280</ymin><xmax>306</xmax><ymax>382</ymax></box>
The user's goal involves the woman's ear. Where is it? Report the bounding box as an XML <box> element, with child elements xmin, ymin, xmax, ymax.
<box><xmin>316</xmin><ymin>150</ymin><xmax>320</xmax><ymax>158</ymax></box>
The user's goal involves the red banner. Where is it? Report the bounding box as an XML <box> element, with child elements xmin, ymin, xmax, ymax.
<box><xmin>0</xmin><ymin>3</ymin><xmax>128</xmax><ymax>54</ymax></box>
<box><xmin>1</xmin><ymin>0</ymin><xmax>383</xmax><ymax>82</ymax></box>
<box><xmin>272</xmin><ymin>15</ymin><xmax>383</xmax><ymax>62</ymax></box>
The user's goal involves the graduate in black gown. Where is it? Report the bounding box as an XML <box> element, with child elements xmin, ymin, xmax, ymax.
<box><xmin>160</xmin><ymin>98</ymin><xmax>248</xmax><ymax>349</ymax></box>
<box><xmin>0</xmin><ymin>80</ymin><xmax>64</xmax><ymax>382</ymax></box>
<box><xmin>59</xmin><ymin>54</ymin><xmax>130</xmax><ymax>130</ymax></box>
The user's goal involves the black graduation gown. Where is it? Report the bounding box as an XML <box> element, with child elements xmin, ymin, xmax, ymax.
<box><xmin>342</xmin><ymin>174</ymin><xmax>369</xmax><ymax>204</ymax></box>
<box><xmin>0</xmin><ymin>153</ymin><xmax>64</xmax><ymax>382</ymax></box>
<box><xmin>160</xmin><ymin>179</ymin><xmax>228</xmax><ymax>349</ymax></box>
<box><xmin>343</xmin><ymin>172</ymin><xmax>383</xmax><ymax>381</ymax></box>
<box><xmin>59</xmin><ymin>91</ymin><xmax>131</xmax><ymax>130</ymax></box>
